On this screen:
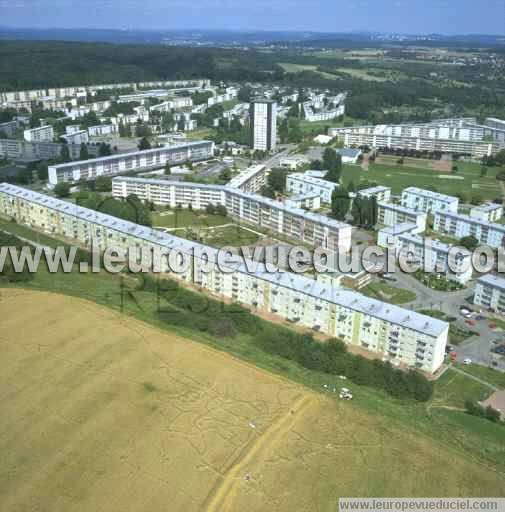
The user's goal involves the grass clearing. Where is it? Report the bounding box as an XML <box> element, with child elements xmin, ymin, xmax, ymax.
<box><xmin>342</xmin><ymin>161</ymin><xmax>503</xmax><ymax>201</ymax></box>
<box><xmin>203</xmin><ymin>224</ymin><xmax>261</xmax><ymax>247</ymax></box>
<box><xmin>151</xmin><ymin>209</ymin><xmax>229</xmax><ymax>229</ymax></box>
<box><xmin>362</xmin><ymin>280</ymin><xmax>416</xmax><ymax>304</ymax></box>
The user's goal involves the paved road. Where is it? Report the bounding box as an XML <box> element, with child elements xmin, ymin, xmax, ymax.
<box><xmin>389</xmin><ymin>272</ymin><xmax>505</xmax><ymax>371</ymax></box>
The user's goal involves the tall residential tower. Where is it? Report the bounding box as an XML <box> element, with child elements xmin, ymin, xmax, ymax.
<box><xmin>250</xmin><ymin>99</ymin><xmax>277</xmax><ymax>151</ymax></box>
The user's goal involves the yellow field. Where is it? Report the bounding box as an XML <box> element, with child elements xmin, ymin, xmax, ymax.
<box><xmin>0</xmin><ymin>290</ymin><xmax>504</xmax><ymax>512</ymax></box>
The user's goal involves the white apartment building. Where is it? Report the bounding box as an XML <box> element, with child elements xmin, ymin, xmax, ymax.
<box><xmin>358</xmin><ymin>186</ymin><xmax>391</xmax><ymax>203</ymax></box>
<box><xmin>62</xmin><ymin>130</ymin><xmax>89</xmax><ymax>145</ymax></box>
<box><xmin>469</xmin><ymin>203</ymin><xmax>503</xmax><ymax>223</ymax></box>
<box><xmin>377</xmin><ymin>202</ymin><xmax>427</xmax><ymax>233</ymax></box>
<box><xmin>23</xmin><ymin>125</ymin><xmax>54</xmax><ymax>143</ymax></box>
<box><xmin>149</xmin><ymin>97</ymin><xmax>193</xmax><ymax>113</ymax></box>
<box><xmin>433</xmin><ymin>211</ymin><xmax>505</xmax><ymax>248</ymax></box>
<box><xmin>401</xmin><ymin>187</ymin><xmax>459</xmax><ymax>214</ymax></box>
<box><xmin>226</xmin><ymin>165</ymin><xmax>269</xmax><ymax>193</ymax></box>
<box><xmin>377</xmin><ymin>223</ymin><xmax>419</xmax><ymax>248</ymax></box>
<box><xmin>112</xmin><ymin>177</ymin><xmax>353</xmax><ymax>252</ymax></box>
<box><xmin>328</xmin><ymin>119</ymin><xmax>503</xmax><ymax>157</ymax></box>
<box><xmin>286</xmin><ymin>172</ymin><xmax>339</xmax><ymax>204</ymax></box>
<box><xmin>279</xmin><ymin>155</ymin><xmax>310</xmax><ymax>170</ymax></box>
<box><xmin>48</xmin><ymin>140</ymin><xmax>214</xmax><ymax>186</ymax></box>
<box><xmin>250</xmin><ymin>99</ymin><xmax>277</xmax><ymax>151</ymax></box>
<box><xmin>474</xmin><ymin>274</ymin><xmax>505</xmax><ymax>312</ymax></box>
<box><xmin>87</xmin><ymin>124</ymin><xmax>118</xmax><ymax>137</ymax></box>
<box><xmin>0</xmin><ymin>183</ymin><xmax>448</xmax><ymax>373</ymax></box>
<box><xmin>284</xmin><ymin>193</ymin><xmax>321</xmax><ymax>211</ymax></box>
<box><xmin>396</xmin><ymin>233</ymin><xmax>473</xmax><ymax>284</ymax></box>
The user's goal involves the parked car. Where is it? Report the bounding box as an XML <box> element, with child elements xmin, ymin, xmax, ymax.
<box><xmin>465</xmin><ymin>319</ymin><xmax>476</xmax><ymax>326</ymax></box>
<box><xmin>463</xmin><ymin>358</ymin><xmax>472</xmax><ymax>365</ymax></box>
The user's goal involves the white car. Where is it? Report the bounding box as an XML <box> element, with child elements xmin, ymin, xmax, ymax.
<box><xmin>463</xmin><ymin>358</ymin><xmax>472</xmax><ymax>365</ymax></box>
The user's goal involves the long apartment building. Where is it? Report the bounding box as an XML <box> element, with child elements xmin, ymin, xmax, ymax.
<box><xmin>396</xmin><ymin>233</ymin><xmax>473</xmax><ymax>284</ymax></box>
<box><xmin>0</xmin><ymin>79</ymin><xmax>210</xmax><ymax>103</ymax></box>
<box><xmin>112</xmin><ymin>177</ymin><xmax>353</xmax><ymax>252</ymax></box>
<box><xmin>226</xmin><ymin>164</ymin><xmax>269</xmax><ymax>193</ymax></box>
<box><xmin>433</xmin><ymin>210</ymin><xmax>505</xmax><ymax>248</ymax></box>
<box><xmin>474</xmin><ymin>274</ymin><xmax>505</xmax><ymax>313</ymax></box>
<box><xmin>328</xmin><ymin>118</ymin><xmax>504</xmax><ymax>157</ymax></box>
<box><xmin>48</xmin><ymin>141</ymin><xmax>214</xmax><ymax>186</ymax></box>
<box><xmin>0</xmin><ymin>138</ymin><xmax>98</xmax><ymax>162</ymax></box>
<box><xmin>286</xmin><ymin>171</ymin><xmax>339</xmax><ymax>204</ymax></box>
<box><xmin>469</xmin><ymin>203</ymin><xmax>503</xmax><ymax>223</ymax></box>
<box><xmin>377</xmin><ymin>202</ymin><xmax>427</xmax><ymax>233</ymax></box>
<box><xmin>0</xmin><ymin>183</ymin><xmax>448</xmax><ymax>373</ymax></box>
<box><xmin>401</xmin><ymin>187</ymin><xmax>459</xmax><ymax>214</ymax></box>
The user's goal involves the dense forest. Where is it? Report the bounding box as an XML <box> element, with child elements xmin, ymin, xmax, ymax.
<box><xmin>1</xmin><ymin>40</ymin><xmax>505</xmax><ymax>121</ymax></box>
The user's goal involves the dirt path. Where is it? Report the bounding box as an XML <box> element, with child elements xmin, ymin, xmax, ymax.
<box><xmin>203</xmin><ymin>394</ymin><xmax>312</xmax><ymax>512</ymax></box>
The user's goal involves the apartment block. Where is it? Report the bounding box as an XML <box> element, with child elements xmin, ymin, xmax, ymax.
<box><xmin>474</xmin><ymin>274</ymin><xmax>505</xmax><ymax>312</ymax></box>
<box><xmin>0</xmin><ymin>183</ymin><xmax>448</xmax><ymax>373</ymax></box>
<box><xmin>112</xmin><ymin>177</ymin><xmax>353</xmax><ymax>252</ymax></box>
<box><xmin>396</xmin><ymin>233</ymin><xmax>473</xmax><ymax>284</ymax></box>
<box><xmin>250</xmin><ymin>99</ymin><xmax>277</xmax><ymax>151</ymax></box>
<box><xmin>48</xmin><ymin>141</ymin><xmax>214</xmax><ymax>186</ymax></box>
<box><xmin>358</xmin><ymin>186</ymin><xmax>391</xmax><ymax>203</ymax></box>
<box><xmin>469</xmin><ymin>203</ymin><xmax>503</xmax><ymax>223</ymax></box>
<box><xmin>0</xmin><ymin>139</ymin><xmax>98</xmax><ymax>162</ymax></box>
<box><xmin>286</xmin><ymin>172</ymin><xmax>339</xmax><ymax>204</ymax></box>
<box><xmin>433</xmin><ymin>211</ymin><xmax>505</xmax><ymax>248</ymax></box>
<box><xmin>62</xmin><ymin>130</ymin><xmax>89</xmax><ymax>145</ymax></box>
<box><xmin>87</xmin><ymin>124</ymin><xmax>118</xmax><ymax>137</ymax></box>
<box><xmin>23</xmin><ymin>125</ymin><xmax>54</xmax><ymax>143</ymax></box>
<box><xmin>377</xmin><ymin>202</ymin><xmax>427</xmax><ymax>233</ymax></box>
<box><xmin>226</xmin><ymin>165</ymin><xmax>269</xmax><ymax>193</ymax></box>
<box><xmin>401</xmin><ymin>187</ymin><xmax>459</xmax><ymax>214</ymax></box>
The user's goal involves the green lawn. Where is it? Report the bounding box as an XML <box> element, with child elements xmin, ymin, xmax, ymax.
<box><xmin>453</xmin><ymin>363</ymin><xmax>505</xmax><ymax>389</ymax></box>
<box><xmin>1</xmin><ymin>220</ymin><xmax>505</xmax><ymax>480</ymax></box>
<box><xmin>151</xmin><ymin>209</ymin><xmax>229</xmax><ymax>229</ymax></box>
<box><xmin>362</xmin><ymin>280</ymin><xmax>416</xmax><ymax>304</ymax></box>
<box><xmin>341</xmin><ymin>160</ymin><xmax>503</xmax><ymax>201</ymax></box>
<box><xmin>202</xmin><ymin>224</ymin><xmax>261</xmax><ymax>248</ymax></box>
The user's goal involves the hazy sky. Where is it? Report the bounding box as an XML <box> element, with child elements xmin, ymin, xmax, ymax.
<box><xmin>1</xmin><ymin>0</ymin><xmax>504</xmax><ymax>35</ymax></box>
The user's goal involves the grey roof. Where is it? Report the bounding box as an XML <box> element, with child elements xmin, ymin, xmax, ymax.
<box><xmin>477</xmin><ymin>273</ymin><xmax>505</xmax><ymax>291</ymax></box>
<box><xmin>379</xmin><ymin>223</ymin><xmax>418</xmax><ymax>236</ymax></box>
<box><xmin>402</xmin><ymin>187</ymin><xmax>459</xmax><ymax>203</ymax></box>
<box><xmin>113</xmin><ymin>176</ymin><xmax>223</xmax><ymax>192</ymax></box>
<box><xmin>435</xmin><ymin>210</ymin><xmax>505</xmax><ymax>232</ymax></box>
<box><xmin>336</xmin><ymin>148</ymin><xmax>361</xmax><ymax>158</ymax></box>
<box><xmin>358</xmin><ymin>185</ymin><xmax>391</xmax><ymax>196</ymax></box>
<box><xmin>0</xmin><ymin>182</ymin><xmax>448</xmax><ymax>338</ymax></box>
<box><xmin>286</xmin><ymin>172</ymin><xmax>339</xmax><ymax>192</ymax></box>
<box><xmin>49</xmin><ymin>140</ymin><xmax>213</xmax><ymax>171</ymax></box>
<box><xmin>378</xmin><ymin>201</ymin><xmax>426</xmax><ymax>217</ymax></box>
<box><xmin>398</xmin><ymin>233</ymin><xmax>471</xmax><ymax>256</ymax></box>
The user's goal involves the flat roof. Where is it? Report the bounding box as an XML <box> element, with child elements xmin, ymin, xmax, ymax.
<box><xmin>286</xmin><ymin>172</ymin><xmax>339</xmax><ymax>192</ymax></box>
<box><xmin>0</xmin><ymin>182</ymin><xmax>448</xmax><ymax>338</ymax></box>
<box><xmin>398</xmin><ymin>233</ymin><xmax>471</xmax><ymax>256</ymax></box>
<box><xmin>358</xmin><ymin>185</ymin><xmax>391</xmax><ymax>195</ymax></box>
<box><xmin>471</xmin><ymin>203</ymin><xmax>503</xmax><ymax>212</ymax></box>
<box><xmin>435</xmin><ymin>210</ymin><xmax>505</xmax><ymax>232</ymax></box>
<box><xmin>402</xmin><ymin>187</ymin><xmax>459</xmax><ymax>203</ymax></box>
<box><xmin>48</xmin><ymin>140</ymin><xmax>213</xmax><ymax>171</ymax></box>
<box><xmin>378</xmin><ymin>201</ymin><xmax>426</xmax><ymax>217</ymax></box>
<box><xmin>336</xmin><ymin>148</ymin><xmax>361</xmax><ymax>158</ymax></box>
<box><xmin>477</xmin><ymin>273</ymin><xmax>505</xmax><ymax>291</ymax></box>
<box><xmin>379</xmin><ymin>223</ymin><xmax>417</xmax><ymax>236</ymax></box>
<box><xmin>226</xmin><ymin>165</ymin><xmax>266</xmax><ymax>188</ymax></box>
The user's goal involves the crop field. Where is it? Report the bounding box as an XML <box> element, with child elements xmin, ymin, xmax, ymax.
<box><xmin>0</xmin><ymin>289</ymin><xmax>504</xmax><ymax>512</ymax></box>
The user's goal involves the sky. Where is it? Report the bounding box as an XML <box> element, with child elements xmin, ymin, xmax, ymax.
<box><xmin>0</xmin><ymin>0</ymin><xmax>504</xmax><ymax>35</ymax></box>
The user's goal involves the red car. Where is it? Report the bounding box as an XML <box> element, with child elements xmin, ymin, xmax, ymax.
<box><xmin>465</xmin><ymin>319</ymin><xmax>476</xmax><ymax>326</ymax></box>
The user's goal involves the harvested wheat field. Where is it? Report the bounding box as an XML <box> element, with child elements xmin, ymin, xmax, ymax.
<box><xmin>0</xmin><ymin>289</ymin><xmax>503</xmax><ymax>512</ymax></box>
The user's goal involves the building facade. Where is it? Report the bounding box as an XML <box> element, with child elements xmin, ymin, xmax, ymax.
<box><xmin>250</xmin><ymin>99</ymin><xmax>277</xmax><ymax>151</ymax></box>
<box><xmin>469</xmin><ymin>203</ymin><xmax>503</xmax><ymax>223</ymax></box>
<box><xmin>286</xmin><ymin>172</ymin><xmax>339</xmax><ymax>204</ymax></box>
<box><xmin>433</xmin><ymin>211</ymin><xmax>505</xmax><ymax>248</ymax></box>
<box><xmin>474</xmin><ymin>274</ymin><xmax>505</xmax><ymax>312</ymax></box>
<box><xmin>401</xmin><ymin>187</ymin><xmax>459</xmax><ymax>214</ymax></box>
<box><xmin>48</xmin><ymin>141</ymin><xmax>214</xmax><ymax>186</ymax></box>
<box><xmin>0</xmin><ymin>183</ymin><xmax>448</xmax><ymax>373</ymax></box>
<box><xmin>377</xmin><ymin>202</ymin><xmax>427</xmax><ymax>233</ymax></box>
<box><xmin>226</xmin><ymin>164</ymin><xmax>269</xmax><ymax>193</ymax></box>
<box><xmin>358</xmin><ymin>186</ymin><xmax>391</xmax><ymax>203</ymax></box>
<box><xmin>23</xmin><ymin>125</ymin><xmax>54</xmax><ymax>143</ymax></box>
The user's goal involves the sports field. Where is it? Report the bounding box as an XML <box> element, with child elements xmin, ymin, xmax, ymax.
<box><xmin>0</xmin><ymin>289</ymin><xmax>504</xmax><ymax>512</ymax></box>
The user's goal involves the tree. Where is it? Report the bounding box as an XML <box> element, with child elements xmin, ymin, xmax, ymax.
<box><xmin>238</xmin><ymin>86</ymin><xmax>252</xmax><ymax>103</ymax></box>
<box><xmin>219</xmin><ymin>167</ymin><xmax>232</xmax><ymax>183</ymax></box>
<box><xmin>331</xmin><ymin>186</ymin><xmax>351</xmax><ymax>221</ymax></box>
<box><xmin>98</xmin><ymin>142</ymin><xmax>111</xmax><ymax>156</ymax></box>
<box><xmin>60</xmin><ymin>144</ymin><xmax>70</xmax><ymax>162</ymax></box>
<box><xmin>95</xmin><ymin>176</ymin><xmax>112</xmax><ymax>192</ymax></box>
<box><xmin>137</xmin><ymin>137</ymin><xmax>151</xmax><ymax>151</ymax></box>
<box><xmin>164</xmin><ymin>163</ymin><xmax>171</xmax><ymax>175</ymax></box>
<box><xmin>459</xmin><ymin>235</ymin><xmax>479</xmax><ymax>251</ymax></box>
<box><xmin>325</xmin><ymin>151</ymin><xmax>343</xmax><ymax>183</ymax></box>
<box><xmin>54</xmin><ymin>182</ymin><xmax>71</xmax><ymax>198</ymax></box>
<box><xmin>79</xmin><ymin>143</ymin><xmax>89</xmax><ymax>160</ymax></box>
<box><xmin>215</xmin><ymin>204</ymin><xmax>227</xmax><ymax>217</ymax></box>
<box><xmin>480</xmin><ymin>166</ymin><xmax>488</xmax><ymax>177</ymax></box>
<box><xmin>36</xmin><ymin>162</ymin><xmax>48</xmax><ymax>181</ymax></box>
